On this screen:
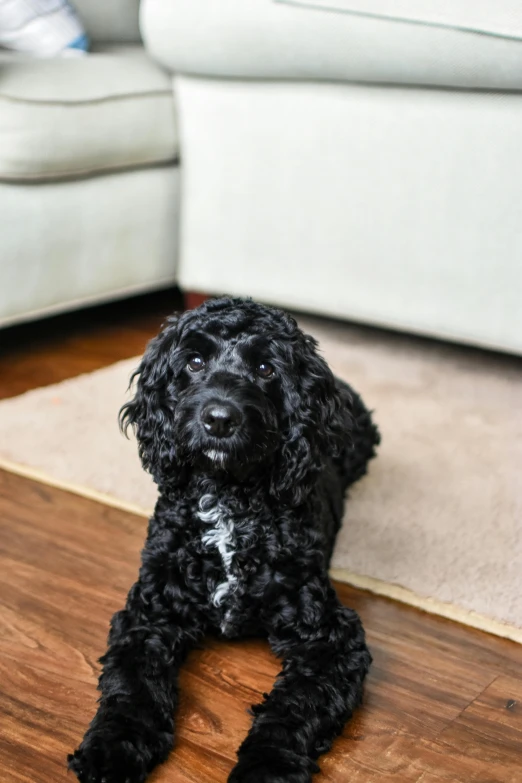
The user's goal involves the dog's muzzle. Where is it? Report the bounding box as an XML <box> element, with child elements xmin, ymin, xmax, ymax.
<box><xmin>174</xmin><ymin>372</ymin><xmax>280</xmax><ymax>470</ymax></box>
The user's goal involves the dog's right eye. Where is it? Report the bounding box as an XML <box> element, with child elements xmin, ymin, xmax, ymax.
<box><xmin>187</xmin><ymin>355</ymin><xmax>205</xmax><ymax>372</ymax></box>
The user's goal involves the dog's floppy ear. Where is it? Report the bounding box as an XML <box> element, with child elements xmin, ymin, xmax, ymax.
<box><xmin>271</xmin><ymin>334</ymin><xmax>350</xmax><ymax>506</ymax></box>
<box><xmin>119</xmin><ymin>314</ymin><xmax>182</xmax><ymax>487</ymax></box>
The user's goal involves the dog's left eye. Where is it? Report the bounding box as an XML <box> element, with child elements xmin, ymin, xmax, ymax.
<box><xmin>187</xmin><ymin>354</ymin><xmax>205</xmax><ymax>372</ymax></box>
<box><xmin>256</xmin><ymin>362</ymin><xmax>274</xmax><ymax>378</ymax></box>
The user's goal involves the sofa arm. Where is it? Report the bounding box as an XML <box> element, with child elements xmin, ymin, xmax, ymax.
<box><xmin>73</xmin><ymin>0</ymin><xmax>140</xmax><ymax>44</ymax></box>
<box><xmin>140</xmin><ymin>0</ymin><xmax>522</xmax><ymax>90</ymax></box>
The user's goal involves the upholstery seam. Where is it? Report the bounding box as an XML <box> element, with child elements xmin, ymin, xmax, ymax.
<box><xmin>0</xmin><ymin>89</ymin><xmax>173</xmax><ymax>107</ymax></box>
<box><xmin>0</xmin><ymin>156</ymin><xmax>179</xmax><ymax>184</ymax></box>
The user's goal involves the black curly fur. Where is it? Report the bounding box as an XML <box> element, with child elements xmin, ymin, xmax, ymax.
<box><xmin>68</xmin><ymin>297</ymin><xmax>380</xmax><ymax>783</ymax></box>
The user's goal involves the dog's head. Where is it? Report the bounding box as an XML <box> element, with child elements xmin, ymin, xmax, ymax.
<box><xmin>120</xmin><ymin>298</ymin><xmax>350</xmax><ymax>505</ymax></box>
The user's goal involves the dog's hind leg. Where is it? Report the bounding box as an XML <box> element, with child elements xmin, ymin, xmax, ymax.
<box><xmin>68</xmin><ymin>521</ymin><xmax>209</xmax><ymax>783</ymax></box>
<box><xmin>229</xmin><ymin>571</ymin><xmax>371</xmax><ymax>783</ymax></box>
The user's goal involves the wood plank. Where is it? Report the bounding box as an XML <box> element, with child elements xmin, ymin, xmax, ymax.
<box><xmin>409</xmin><ymin>676</ymin><xmax>522</xmax><ymax>783</ymax></box>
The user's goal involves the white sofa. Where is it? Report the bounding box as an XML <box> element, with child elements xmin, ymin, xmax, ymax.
<box><xmin>0</xmin><ymin>0</ymin><xmax>179</xmax><ymax>328</ymax></box>
<box><xmin>142</xmin><ymin>0</ymin><xmax>522</xmax><ymax>355</ymax></box>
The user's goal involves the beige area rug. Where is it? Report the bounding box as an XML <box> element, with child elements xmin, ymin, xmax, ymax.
<box><xmin>0</xmin><ymin>318</ymin><xmax>521</xmax><ymax>642</ymax></box>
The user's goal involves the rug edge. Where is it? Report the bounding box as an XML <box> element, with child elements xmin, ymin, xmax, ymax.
<box><xmin>330</xmin><ymin>568</ymin><xmax>522</xmax><ymax>645</ymax></box>
<box><xmin>1</xmin><ymin>456</ymin><xmax>519</xmax><ymax>644</ymax></box>
<box><xmin>0</xmin><ymin>457</ymin><xmax>153</xmax><ymax>519</ymax></box>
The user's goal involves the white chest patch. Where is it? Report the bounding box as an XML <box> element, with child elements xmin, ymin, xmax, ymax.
<box><xmin>198</xmin><ymin>494</ymin><xmax>238</xmax><ymax>607</ymax></box>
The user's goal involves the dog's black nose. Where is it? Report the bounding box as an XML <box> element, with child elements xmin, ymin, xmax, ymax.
<box><xmin>201</xmin><ymin>403</ymin><xmax>241</xmax><ymax>438</ymax></box>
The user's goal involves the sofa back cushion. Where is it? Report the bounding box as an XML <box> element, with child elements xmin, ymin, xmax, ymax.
<box><xmin>274</xmin><ymin>0</ymin><xmax>522</xmax><ymax>40</ymax></box>
<box><xmin>72</xmin><ymin>0</ymin><xmax>140</xmax><ymax>43</ymax></box>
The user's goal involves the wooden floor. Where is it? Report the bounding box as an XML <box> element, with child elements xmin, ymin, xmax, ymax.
<box><xmin>0</xmin><ymin>291</ymin><xmax>521</xmax><ymax>783</ymax></box>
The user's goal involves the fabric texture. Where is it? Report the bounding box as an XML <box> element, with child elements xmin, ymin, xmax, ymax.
<box><xmin>0</xmin><ymin>317</ymin><xmax>519</xmax><ymax>631</ymax></box>
<box><xmin>0</xmin><ymin>44</ymin><xmax>178</xmax><ymax>181</ymax></box>
<box><xmin>0</xmin><ymin>0</ymin><xmax>88</xmax><ymax>57</ymax></box>
<box><xmin>141</xmin><ymin>0</ymin><xmax>522</xmax><ymax>90</ymax></box>
<box><xmin>72</xmin><ymin>0</ymin><xmax>140</xmax><ymax>44</ymax></box>
<box><xmin>275</xmin><ymin>0</ymin><xmax>522</xmax><ymax>41</ymax></box>
<box><xmin>175</xmin><ymin>76</ymin><xmax>522</xmax><ymax>355</ymax></box>
<box><xmin>0</xmin><ymin>164</ymin><xmax>180</xmax><ymax>327</ymax></box>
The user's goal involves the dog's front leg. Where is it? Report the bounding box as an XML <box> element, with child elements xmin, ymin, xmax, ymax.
<box><xmin>68</xmin><ymin>521</ymin><xmax>208</xmax><ymax>783</ymax></box>
<box><xmin>229</xmin><ymin>571</ymin><xmax>371</xmax><ymax>783</ymax></box>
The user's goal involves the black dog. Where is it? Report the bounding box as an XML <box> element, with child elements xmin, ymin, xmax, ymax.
<box><xmin>69</xmin><ymin>297</ymin><xmax>380</xmax><ymax>783</ymax></box>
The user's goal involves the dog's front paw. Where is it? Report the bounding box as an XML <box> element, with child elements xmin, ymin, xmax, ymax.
<box><xmin>68</xmin><ymin>735</ymin><xmax>148</xmax><ymax>783</ymax></box>
<box><xmin>68</xmin><ymin>705</ymin><xmax>174</xmax><ymax>783</ymax></box>
<box><xmin>228</xmin><ymin>747</ymin><xmax>319</xmax><ymax>783</ymax></box>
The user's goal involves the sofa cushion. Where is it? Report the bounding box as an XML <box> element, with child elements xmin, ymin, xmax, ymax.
<box><xmin>0</xmin><ymin>45</ymin><xmax>178</xmax><ymax>181</ymax></box>
<box><xmin>141</xmin><ymin>0</ymin><xmax>522</xmax><ymax>90</ymax></box>
<box><xmin>0</xmin><ymin>166</ymin><xmax>179</xmax><ymax>327</ymax></box>
<box><xmin>275</xmin><ymin>0</ymin><xmax>522</xmax><ymax>41</ymax></box>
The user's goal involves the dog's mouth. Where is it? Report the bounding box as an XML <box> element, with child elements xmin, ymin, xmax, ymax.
<box><xmin>203</xmin><ymin>448</ymin><xmax>230</xmax><ymax>466</ymax></box>
<box><xmin>176</xmin><ymin>414</ymin><xmax>279</xmax><ymax>475</ymax></box>
<box><xmin>198</xmin><ymin>429</ymin><xmax>273</xmax><ymax>474</ymax></box>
